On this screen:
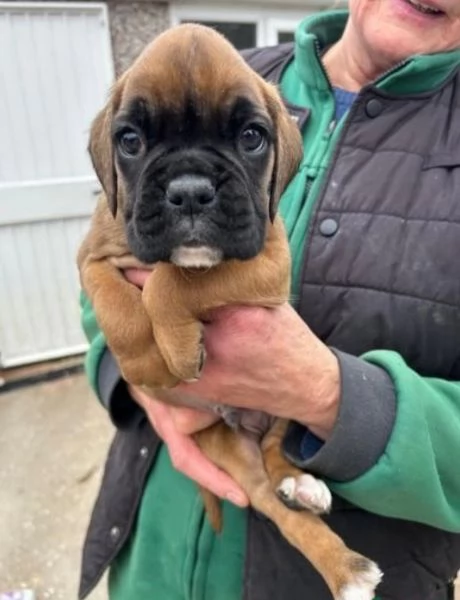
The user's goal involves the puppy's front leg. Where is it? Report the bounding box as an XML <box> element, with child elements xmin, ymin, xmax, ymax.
<box><xmin>142</xmin><ymin>266</ymin><xmax>205</xmax><ymax>382</ymax></box>
<box><xmin>141</xmin><ymin>220</ymin><xmax>291</xmax><ymax>382</ymax></box>
<box><xmin>81</xmin><ymin>260</ymin><xmax>177</xmax><ymax>388</ymax></box>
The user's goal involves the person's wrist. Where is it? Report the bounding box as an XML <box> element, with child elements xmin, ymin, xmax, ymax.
<box><xmin>291</xmin><ymin>347</ymin><xmax>340</xmax><ymax>441</ymax></box>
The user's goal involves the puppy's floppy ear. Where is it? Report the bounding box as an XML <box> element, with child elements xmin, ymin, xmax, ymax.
<box><xmin>88</xmin><ymin>85</ymin><xmax>122</xmax><ymax>217</ymax></box>
<box><xmin>264</xmin><ymin>84</ymin><xmax>303</xmax><ymax>222</ymax></box>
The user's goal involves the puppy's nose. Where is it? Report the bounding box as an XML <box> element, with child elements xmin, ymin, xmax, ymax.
<box><xmin>166</xmin><ymin>175</ymin><xmax>216</xmax><ymax>209</ymax></box>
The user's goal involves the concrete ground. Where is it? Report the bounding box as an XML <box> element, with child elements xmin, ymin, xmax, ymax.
<box><xmin>0</xmin><ymin>373</ymin><xmax>112</xmax><ymax>600</ymax></box>
<box><xmin>0</xmin><ymin>372</ymin><xmax>458</xmax><ymax>600</ymax></box>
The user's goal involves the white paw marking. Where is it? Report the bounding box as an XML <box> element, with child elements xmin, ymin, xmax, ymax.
<box><xmin>278</xmin><ymin>476</ymin><xmax>296</xmax><ymax>499</ymax></box>
<box><xmin>338</xmin><ymin>561</ymin><xmax>383</xmax><ymax>600</ymax></box>
<box><xmin>277</xmin><ymin>474</ymin><xmax>332</xmax><ymax>514</ymax></box>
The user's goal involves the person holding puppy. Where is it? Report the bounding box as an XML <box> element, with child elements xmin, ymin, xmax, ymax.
<box><xmin>79</xmin><ymin>2</ymin><xmax>460</xmax><ymax>599</ymax></box>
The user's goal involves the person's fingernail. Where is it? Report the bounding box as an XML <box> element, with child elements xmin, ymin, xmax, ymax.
<box><xmin>226</xmin><ymin>492</ymin><xmax>247</xmax><ymax>507</ymax></box>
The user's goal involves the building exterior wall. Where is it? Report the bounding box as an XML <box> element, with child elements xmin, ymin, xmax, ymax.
<box><xmin>107</xmin><ymin>1</ymin><xmax>169</xmax><ymax>75</ymax></box>
<box><xmin>5</xmin><ymin>1</ymin><xmax>336</xmax><ymax>75</ymax></box>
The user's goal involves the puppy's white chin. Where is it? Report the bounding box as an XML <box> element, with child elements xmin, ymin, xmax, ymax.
<box><xmin>171</xmin><ymin>245</ymin><xmax>223</xmax><ymax>268</ymax></box>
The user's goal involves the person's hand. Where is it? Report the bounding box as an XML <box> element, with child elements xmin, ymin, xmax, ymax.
<box><xmin>123</xmin><ymin>267</ymin><xmax>340</xmax><ymax>495</ymax></box>
<box><xmin>128</xmin><ymin>384</ymin><xmax>248</xmax><ymax>506</ymax></box>
<box><xmin>176</xmin><ymin>304</ymin><xmax>340</xmax><ymax>441</ymax></box>
<box><xmin>124</xmin><ymin>268</ymin><xmax>151</xmax><ymax>288</ymax></box>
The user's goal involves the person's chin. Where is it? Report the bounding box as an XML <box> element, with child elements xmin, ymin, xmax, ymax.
<box><xmin>363</xmin><ymin>8</ymin><xmax>446</xmax><ymax>61</ymax></box>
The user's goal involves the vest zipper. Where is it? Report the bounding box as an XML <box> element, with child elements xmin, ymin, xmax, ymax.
<box><xmin>304</xmin><ymin>176</ymin><xmax>313</xmax><ymax>200</ymax></box>
<box><xmin>370</xmin><ymin>59</ymin><xmax>410</xmax><ymax>87</ymax></box>
<box><xmin>314</xmin><ymin>39</ymin><xmax>333</xmax><ymax>90</ymax></box>
<box><xmin>303</xmin><ymin>115</ymin><xmax>336</xmax><ymax>218</ymax></box>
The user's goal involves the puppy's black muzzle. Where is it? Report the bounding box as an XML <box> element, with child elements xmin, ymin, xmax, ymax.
<box><xmin>125</xmin><ymin>145</ymin><xmax>267</xmax><ymax>265</ymax></box>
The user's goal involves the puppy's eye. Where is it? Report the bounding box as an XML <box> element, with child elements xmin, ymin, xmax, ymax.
<box><xmin>240</xmin><ymin>126</ymin><xmax>266</xmax><ymax>153</ymax></box>
<box><xmin>118</xmin><ymin>130</ymin><xmax>143</xmax><ymax>157</ymax></box>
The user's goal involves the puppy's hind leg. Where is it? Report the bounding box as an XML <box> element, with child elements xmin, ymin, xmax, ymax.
<box><xmin>261</xmin><ymin>419</ymin><xmax>332</xmax><ymax>514</ymax></box>
<box><xmin>261</xmin><ymin>420</ymin><xmax>382</xmax><ymax>600</ymax></box>
<box><xmin>194</xmin><ymin>423</ymin><xmax>381</xmax><ymax>600</ymax></box>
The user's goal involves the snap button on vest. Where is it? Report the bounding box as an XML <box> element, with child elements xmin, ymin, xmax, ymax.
<box><xmin>319</xmin><ymin>218</ymin><xmax>339</xmax><ymax>237</ymax></box>
<box><xmin>365</xmin><ymin>98</ymin><xmax>384</xmax><ymax>118</ymax></box>
<box><xmin>110</xmin><ymin>526</ymin><xmax>121</xmax><ymax>541</ymax></box>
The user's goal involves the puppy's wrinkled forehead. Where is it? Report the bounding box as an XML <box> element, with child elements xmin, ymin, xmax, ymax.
<box><xmin>119</xmin><ymin>24</ymin><xmax>268</xmax><ymax>120</ymax></box>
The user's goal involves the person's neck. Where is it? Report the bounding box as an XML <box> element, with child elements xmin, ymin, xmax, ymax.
<box><xmin>322</xmin><ymin>22</ymin><xmax>395</xmax><ymax>92</ymax></box>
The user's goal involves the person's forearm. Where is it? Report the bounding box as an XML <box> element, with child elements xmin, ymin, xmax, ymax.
<box><xmin>287</xmin><ymin>349</ymin><xmax>460</xmax><ymax>532</ymax></box>
<box><xmin>284</xmin><ymin>350</ymin><xmax>396</xmax><ymax>481</ymax></box>
<box><xmin>294</xmin><ymin>349</ymin><xmax>341</xmax><ymax>440</ymax></box>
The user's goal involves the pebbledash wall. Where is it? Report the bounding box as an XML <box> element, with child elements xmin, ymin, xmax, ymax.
<box><xmin>107</xmin><ymin>1</ymin><xmax>169</xmax><ymax>75</ymax></box>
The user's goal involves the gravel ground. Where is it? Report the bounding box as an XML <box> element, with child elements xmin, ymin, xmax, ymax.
<box><xmin>0</xmin><ymin>374</ymin><xmax>112</xmax><ymax>600</ymax></box>
<box><xmin>0</xmin><ymin>372</ymin><xmax>458</xmax><ymax>600</ymax></box>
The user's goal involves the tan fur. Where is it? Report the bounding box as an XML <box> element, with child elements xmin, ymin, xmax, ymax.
<box><xmin>78</xmin><ymin>24</ymin><xmax>380</xmax><ymax>599</ymax></box>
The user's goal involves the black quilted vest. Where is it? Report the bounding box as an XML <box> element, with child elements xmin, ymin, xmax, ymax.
<box><xmin>79</xmin><ymin>44</ymin><xmax>460</xmax><ymax>600</ymax></box>
<box><xmin>242</xmin><ymin>43</ymin><xmax>460</xmax><ymax>600</ymax></box>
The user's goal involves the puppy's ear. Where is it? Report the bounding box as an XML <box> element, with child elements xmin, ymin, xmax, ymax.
<box><xmin>88</xmin><ymin>86</ymin><xmax>122</xmax><ymax>217</ymax></box>
<box><xmin>264</xmin><ymin>85</ymin><xmax>303</xmax><ymax>222</ymax></box>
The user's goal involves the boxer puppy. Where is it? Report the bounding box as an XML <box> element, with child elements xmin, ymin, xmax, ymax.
<box><xmin>77</xmin><ymin>24</ymin><xmax>382</xmax><ymax>600</ymax></box>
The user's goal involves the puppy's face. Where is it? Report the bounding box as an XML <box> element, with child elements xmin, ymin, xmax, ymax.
<box><xmin>114</xmin><ymin>94</ymin><xmax>276</xmax><ymax>267</ymax></box>
<box><xmin>90</xmin><ymin>24</ymin><xmax>302</xmax><ymax>267</ymax></box>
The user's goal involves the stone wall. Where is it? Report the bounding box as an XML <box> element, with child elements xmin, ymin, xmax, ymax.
<box><xmin>107</xmin><ymin>1</ymin><xmax>170</xmax><ymax>75</ymax></box>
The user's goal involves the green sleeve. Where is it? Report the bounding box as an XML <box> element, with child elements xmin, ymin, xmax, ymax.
<box><xmin>79</xmin><ymin>291</ymin><xmax>107</xmax><ymax>400</ymax></box>
<box><xmin>330</xmin><ymin>349</ymin><xmax>460</xmax><ymax>532</ymax></box>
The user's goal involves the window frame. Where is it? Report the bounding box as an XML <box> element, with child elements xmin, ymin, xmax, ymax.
<box><xmin>170</xmin><ymin>5</ymin><xmax>265</xmax><ymax>46</ymax></box>
<box><xmin>169</xmin><ymin>4</ymin><xmax>311</xmax><ymax>48</ymax></box>
<box><xmin>265</xmin><ymin>15</ymin><xmax>309</xmax><ymax>45</ymax></box>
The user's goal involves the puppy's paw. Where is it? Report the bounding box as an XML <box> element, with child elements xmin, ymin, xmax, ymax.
<box><xmin>337</xmin><ymin>556</ymin><xmax>382</xmax><ymax>600</ymax></box>
<box><xmin>118</xmin><ymin>343</ymin><xmax>178</xmax><ymax>388</ymax></box>
<box><xmin>277</xmin><ymin>474</ymin><xmax>332</xmax><ymax>514</ymax></box>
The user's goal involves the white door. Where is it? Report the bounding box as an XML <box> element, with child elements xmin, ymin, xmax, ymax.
<box><xmin>0</xmin><ymin>2</ymin><xmax>114</xmax><ymax>368</ymax></box>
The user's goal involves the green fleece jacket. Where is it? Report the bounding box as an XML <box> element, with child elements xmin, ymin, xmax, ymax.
<box><xmin>80</xmin><ymin>10</ymin><xmax>460</xmax><ymax>600</ymax></box>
